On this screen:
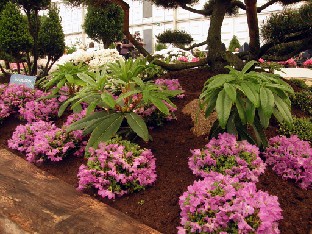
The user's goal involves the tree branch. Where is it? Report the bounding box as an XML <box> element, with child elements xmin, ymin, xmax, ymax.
<box><xmin>179</xmin><ymin>40</ymin><xmax>208</xmax><ymax>50</ymax></box>
<box><xmin>181</xmin><ymin>4</ymin><xmax>208</xmax><ymax>16</ymax></box>
<box><xmin>257</xmin><ymin>0</ymin><xmax>279</xmax><ymax>13</ymax></box>
<box><xmin>259</xmin><ymin>30</ymin><xmax>312</xmax><ymax>57</ymax></box>
<box><xmin>232</xmin><ymin>1</ymin><xmax>246</xmax><ymax>10</ymax></box>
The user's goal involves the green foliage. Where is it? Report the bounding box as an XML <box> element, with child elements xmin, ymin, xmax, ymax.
<box><xmin>0</xmin><ymin>2</ymin><xmax>33</xmax><ymax>61</ymax></box>
<box><xmin>279</xmin><ymin>117</ymin><xmax>312</xmax><ymax>143</ymax></box>
<box><xmin>155</xmin><ymin>43</ymin><xmax>167</xmax><ymax>51</ymax></box>
<box><xmin>261</xmin><ymin>2</ymin><xmax>312</xmax><ymax>57</ymax></box>
<box><xmin>65</xmin><ymin>45</ymin><xmax>77</xmax><ymax>54</ymax></box>
<box><xmin>42</xmin><ymin>62</ymin><xmax>89</xmax><ymax>96</ymax></box>
<box><xmin>287</xmin><ymin>78</ymin><xmax>309</xmax><ymax>90</ymax></box>
<box><xmin>228</xmin><ymin>35</ymin><xmax>240</xmax><ymax>52</ymax></box>
<box><xmin>14</xmin><ymin>0</ymin><xmax>50</xmax><ymax>11</ymax></box>
<box><xmin>38</xmin><ymin>5</ymin><xmax>65</xmax><ymax>75</ymax></box>
<box><xmin>291</xmin><ymin>91</ymin><xmax>312</xmax><ymax>116</ymax></box>
<box><xmin>156</xmin><ymin>29</ymin><xmax>193</xmax><ymax>47</ymax></box>
<box><xmin>83</xmin><ymin>3</ymin><xmax>123</xmax><ymax>48</ymax></box>
<box><xmin>200</xmin><ymin>60</ymin><xmax>294</xmax><ymax>148</ymax></box>
<box><xmin>61</xmin><ymin>59</ymin><xmax>182</xmax><ymax>150</ymax></box>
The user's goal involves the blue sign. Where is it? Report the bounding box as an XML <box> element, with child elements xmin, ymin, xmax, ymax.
<box><xmin>10</xmin><ymin>74</ymin><xmax>36</xmax><ymax>89</ymax></box>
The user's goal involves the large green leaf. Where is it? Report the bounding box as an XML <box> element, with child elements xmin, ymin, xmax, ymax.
<box><xmin>149</xmin><ymin>96</ymin><xmax>169</xmax><ymax>115</ymax></box>
<box><xmin>235</xmin><ymin>94</ymin><xmax>246</xmax><ymax>124</ymax></box>
<box><xmin>258</xmin><ymin>107</ymin><xmax>270</xmax><ymax>128</ymax></box>
<box><xmin>274</xmin><ymin>94</ymin><xmax>293</xmax><ymax>126</ymax></box>
<box><xmin>67</xmin><ymin>111</ymin><xmax>110</xmax><ymax>132</ymax></box>
<box><xmin>205</xmin><ymin>74</ymin><xmax>235</xmax><ymax>92</ymax></box>
<box><xmin>216</xmin><ymin>89</ymin><xmax>233</xmax><ymax>129</ymax></box>
<box><xmin>125</xmin><ymin>112</ymin><xmax>149</xmax><ymax>141</ymax></box>
<box><xmin>87</xmin><ymin>113</ymin><xmax>124</xmax><ymax>149</ymax></box>
<box><xmin>245</xmin><ymin>99</ymin><xmax>255</xmax><ymax>124</ymax></box>
<box><xmin>201</xmin><ymin>89</ymin><xmax>219</xmax><ymax>118</ymax></box>
<box><xmin>77</xmin><ymin>73</ymin><xmax>96</xmax><ymax>86</ymax></box>
<box><xmin>241</xmin><ymin>60</ymin><xmax>257</xmax><ymax>74</ymax></box>
<box><xmin>240</xmin><ymin>82</ymin><xmax>260</xmax><ymax>107</ymax></box>
<box><xmin>224</xmin><ymin>83</ymin><xmax>236</xmax><ymax>102</ymax></box>
<box><xmin>260</xmin><ymin>87</ymin><xmax>274</xmax><ymax>117</ymax></box>
<box><xmin>101</xmin><ymin>92</ymin><xmax>116</xmax><ymax>109</ymax></box>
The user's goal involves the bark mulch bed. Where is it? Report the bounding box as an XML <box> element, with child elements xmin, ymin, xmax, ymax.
<box><xmin>0</xmin><ymin>68</ymin><xmax>311</xmax><ymax>234</ymax></box>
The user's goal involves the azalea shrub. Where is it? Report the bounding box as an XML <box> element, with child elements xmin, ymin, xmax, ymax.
<box><xmin>155</xmin><ymin>78</ymin><xmax>185</xmax><ymax>99</ymax></box>
<box><xmin>178</xmin><ymin>174</ymin><xmax>283</xmax><ymax>233</ymax></box>
<box><xmin>8</xmin><ymin>120</ymin><xmax>84</xmax><ymax>163</ymax></box>
<box><xmin>77</xmin><ymin>137</ymin><xmax>157</xmax><ymax>199</ymax></box>
<box><xmin>0</xmin><ymin>84</ymin><xmax>43</xmax><ymax>121</ymax></box>
<box><xmin>303</xmin><ymin>58</ymin><xmax>312</xmax><ymax>68</ymax></box>
<box><xmin>264</xmin><ymin>135</ymin><xmax>312</xmax><ymax>189</ymax></box>
<box><xmin>19</xmin><ymin>97</ymin><xmax>60</xmax><ymax>122</ymax></box>
<box><xmin>0</xmin><ymin>84</ymin><xmax>64</xmax><ymax>123</ymax></box>
<box><xmin>189</xmin><ymin>133</ymin><xmax>266</xmax><ymax>182</ymax></box>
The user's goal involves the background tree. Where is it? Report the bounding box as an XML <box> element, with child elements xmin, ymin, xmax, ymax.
<box><xmin>38</xmin><ymin>4</ymin><xmax>65</xmax><ymax>76</ymax></box>
<box><xmin>156</xmin><ymin>29</ymin><xmax>193</xmax><ymax>47</ymax></box>
<box><xmin>228</xmin><ymin>35</ymin><xmax>240</xmax><ymax>52</ymax></box>
<box><xmin>0</xmin><ymin>2</ymin><xmax>33</xmax><ymax>74</ymax></box>
<box><xmin>13</xmin><ymin>0</ymin><xmax>51</xmax><ymax>75</ymax></box>
<box><xmin>84</xmin><ymin>3</ymin><xmax>123</xmax><ymax>49</ymax></box>
<box><xmin>260</xmin><ymin>1</ymin><xmax>312</xmax><ymax>60</ymax></box>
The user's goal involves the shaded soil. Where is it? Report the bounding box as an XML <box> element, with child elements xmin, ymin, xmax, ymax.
<box><xmin>1</xmin><ymin>67</ymin><xmax>312</xmax><ymax>234</ymax></box>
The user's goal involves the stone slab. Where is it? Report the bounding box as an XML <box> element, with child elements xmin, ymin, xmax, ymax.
<box><xmin>0</xmin><ymin>149</ymin><xmax>160</xmax><ymax>234</ymax></box>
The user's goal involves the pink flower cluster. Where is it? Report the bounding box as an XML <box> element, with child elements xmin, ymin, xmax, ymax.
<box><xmin>8</xmin><ymin>119</ymin><xmax>85</xmax><ymax>163</ymax></box>
<box><xmin>155</xmin><ymin>78</ymin><xmax>185</xmax><ymax>98</ymax></box>
<box><xmin>135</xmin><ymin>100</ymin><xmax>177</xmax><ymax>126</ymax></box>
<box><xmin>283</xmin><ymin>58</ymin><xmax>297</xmax><ymax>67</ymax></box>
<box><xmin>303</xmin><ymin>58</ymin><xmax>312</xmax><ymax>68</ymax></box>
<box><xmin>189</xmin><ymin>133</ymin><xmax>266</xmax><ymax>182</ymax></box>
<box><xmin>178</xmin><ymin>174</ymin><xmax>283</xmax><ymax>234</ymax></box>
<box><xmin>77</xmin><ymin>138</ymin><xmax>157</xmax><ymax>199</ymax></box>
<box><xmin>177</xmin><ymin>56</ymin><xmax>199</xmax><ymax>63</ymax></box>
<box><xmin>0</xmin><ymin>84</ymin><xmax>62</xmax><ymax>122</ymax></box>
<box><xmin>264</xmin><ymin>135</ymin><xmax>312</xmax><ymax>189</ymax></box>
<box><xmin>19</xmin><ymin>97</ymin><xmax>60</xmax><ymax>122</ymax></box>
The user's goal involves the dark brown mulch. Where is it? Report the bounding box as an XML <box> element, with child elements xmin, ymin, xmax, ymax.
<box><xmin>0</xmin><ymin>67</ymin><xmax>311</xmax><ymax>234</ymax></box>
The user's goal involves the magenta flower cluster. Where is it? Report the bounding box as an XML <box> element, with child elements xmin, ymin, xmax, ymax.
<box><xmin>8</xmin><ymin>118</ymin><xmax>85</xmax><ymax>163</ymax></box>
<box><xmin>178</xmin><ymin>174</ymin><xmax>283</xmax><ymax>234</ymax></box>
<box><xmin>189</xmin><ymin>133</ymin><xmax>266</xmax><ymax>182</ymax></box>
<box><xmin>155</xmin><ymin>78</ymin><xmax>185</xmax><ymax>98</ymax></box>
<box><xmin>264</xmin><ymin>135</ymin><xmax>312</xmax><ymax>189</ymax></box>
<box><xmin>77</xmin><ymin>138</ymin><xmax>157</xmax><ymax>199</ymax></box>
<box><xmin>19</xmin><ymin>97</ymin><xmax>60</xmax><ymax>122</ymax></box>
<box><xmin>0</xmin><ymin>84</ymin><xmax>61</xmax><ymax>122</ymax></box>
<box><xmin>303</xmin><ymin>58</ymin><xmax>312</xmax><ymax>68</ymax></box>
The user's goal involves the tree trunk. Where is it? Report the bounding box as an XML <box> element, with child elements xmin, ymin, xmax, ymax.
<box><xmin>207</xmin><ymin>0</ymin><xmax>228</xmax><ymax>70</ymax></box>
<box><xmin>245</xmin><ymin>0</ymin><xmax>260</xmax><ymax>59</ymax></box>
<box><xmin>31</xmin><ymin>10</ymin><xmax>39</xmax><ymax>76</ymax></box>
<box><xmin>103</xmin><ymin>41</ymin><xmax>110</xmax><ymax>49</ymax></box>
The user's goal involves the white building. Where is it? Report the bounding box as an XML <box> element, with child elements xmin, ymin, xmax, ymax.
<box><xmin>52</xmin><ymin>0</ymin><xmax>291</xmax><ymax>53</ymax></box>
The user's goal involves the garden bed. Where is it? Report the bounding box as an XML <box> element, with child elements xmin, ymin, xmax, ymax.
<box><xmin>0</xmin><ymin>67</ymin><xmax>311</xmax><ymax>234</ymax></box>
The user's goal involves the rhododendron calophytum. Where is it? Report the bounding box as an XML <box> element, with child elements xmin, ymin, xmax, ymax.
<box><xmin>200</xmin><ymin>60</ymin><xmax>294</xmax><ymax>148</ymax></box>
<box><xmin>77</xmin><ymin>138</ymin><xmax>157</xmax><ymax>199</ymax></box>
<box><xmin>62</xmin><ymin>58</ymin><xmax>183</xmax><ymax>150</ymax></box>
<box><xmin>264</xmin><ymin>135</ymin><xmax>312</xmax><ymax>189</ymax></box>
<box><xmin>178</xmin><ymin>174</ymin><xmax>283</xmax><ymax>233</ymax></box>
<box><xmin>189</xmin><ymin>133</ymin><xmax>266</xmax><ymax>182</ymax></box>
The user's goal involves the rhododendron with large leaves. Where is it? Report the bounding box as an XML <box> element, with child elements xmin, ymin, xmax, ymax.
<box><xmin>178</xmin><ymin>174</ymin><xmax>283</xmax><ymax>233</ymax></box>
